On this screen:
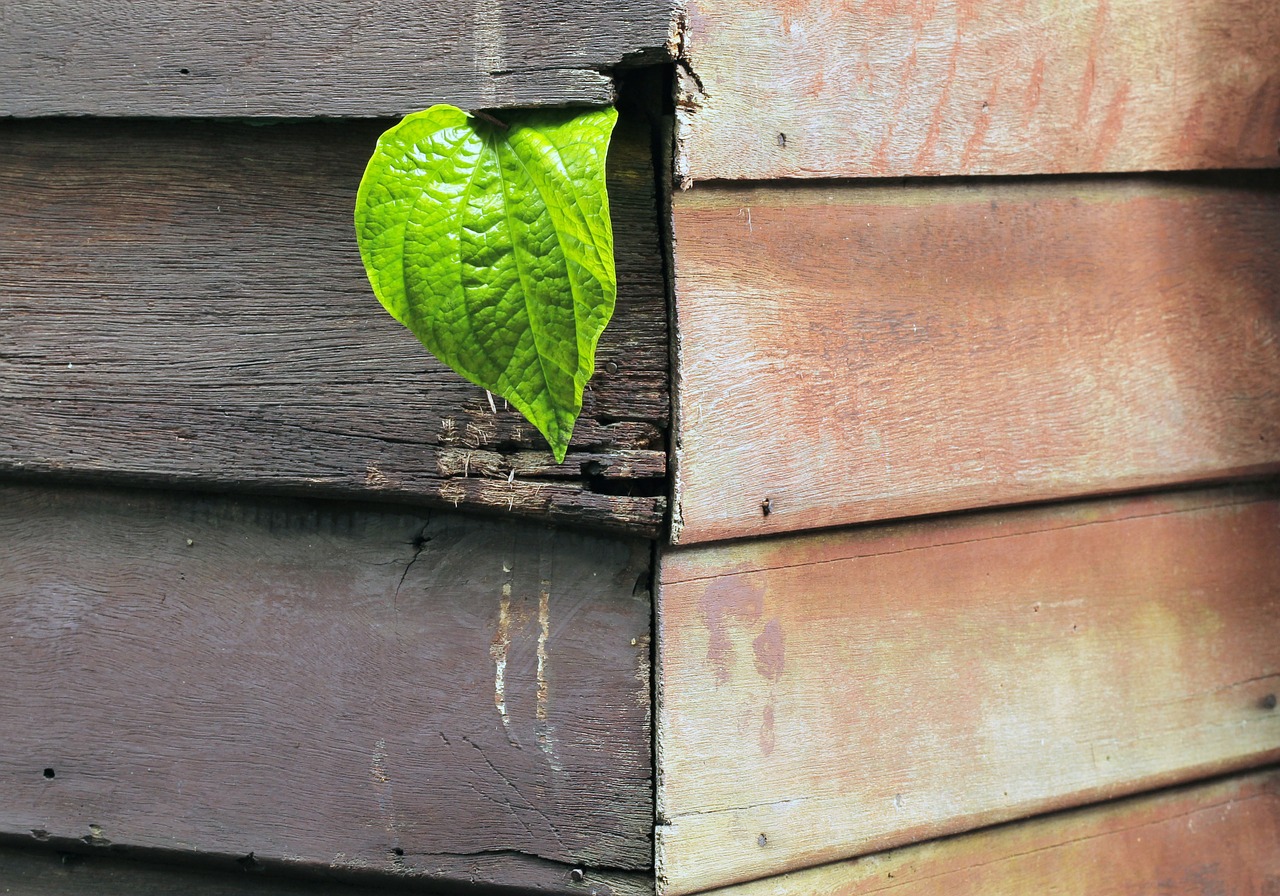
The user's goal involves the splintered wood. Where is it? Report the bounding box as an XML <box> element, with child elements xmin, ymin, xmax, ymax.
<box><xmin>656</xmin><ymin>485</ymin><xmax>1280</xmax><ymax>894</ymax></box>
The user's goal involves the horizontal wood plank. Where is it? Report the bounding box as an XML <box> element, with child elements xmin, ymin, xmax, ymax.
<box><xmin>674</xmin><ymin>0</ymin><xmax>1280</xmax><ymax>182</ymax></box>
<box><xmin>0</xmin><ymin>483</ymin><xmax>653</xmax><ymax>894</ymax></box>
<box><xmin>0</xmin><ymin>0</ymin><xmax>677</xmax><ymax>116</ymax></box>
<box><xmin>0</xmin><ymin>117</ymin><xmax>668</xmax><ymax>536</ymax></box>
<box><xmin>670</xmin><ymin>174</ymin><xmax>1280</xmax><ymax>544</ymax></box>
<box><xmin>694</xmin><ymin>768</ymin><xmax>1280</xmax><ymax>895</ymax></box>
<box><xmin>656</xmin><ymin>485</ymin><xmax>1280</xmax><ymax>893</ymax></box>
<box><xmin>0</xmin><ymin>844</ymin><xmax>510</xmax><ymax>896</ymax></box>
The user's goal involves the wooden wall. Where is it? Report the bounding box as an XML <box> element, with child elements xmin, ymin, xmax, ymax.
<box><xmin>0</xmin><ymin>111</ymin><xmax>668</xmax><ymax>538</ymax></box>
<box><xmin>0</xmin><ymin>3</ymin><xmax>675</xmax><ymax>893</ymax></box>
<box><xmin>658</xmin><ymin>0</ymin><xmax>1280</xmax><ymax>892</ymax></box>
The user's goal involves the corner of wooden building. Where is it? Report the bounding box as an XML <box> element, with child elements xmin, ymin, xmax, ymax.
<box><xmin>3</xmin><ymin>0</ymin><xmax>1279</xmax><ymax>893</ymax></box>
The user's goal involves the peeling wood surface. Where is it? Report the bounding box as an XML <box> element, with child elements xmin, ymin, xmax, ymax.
<box><xmin>655</xmin><ymin>485</ymin><xmax>1280</xmax><ymax>894</ymax></box>
<box><xmin>0</xmin><ymin>0</ymin><xmax>679</xmax><ymax>116</ymax></box>
<box><xmin>670</xmin><ymin>174</ymin><xmax>1280</xmax><ymax>544</ymax></box>
<box><xmin>0</xmin><ymin>116</ymin><xmax>668</xmax><ymax>536</ymax></box>
<box><xmin>693</xmin><ymin>768</ymin><xmax>1280</xmax><ymax>896</ymax></box>
<box><xmin>0</xmin><ymin>483</ymin><xmax>653</xmax><ymax>893</ymax></box>
<box><xmin>674</xmin><ymin>0</ymin><xmax>1280</xmax><ymax>183</ymax></box>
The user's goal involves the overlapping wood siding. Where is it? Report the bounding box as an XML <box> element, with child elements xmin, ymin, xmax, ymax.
<box><xmin>658</xmin><ymin>0</ymin><xmax>1280</xmax><ymax>891</ymax></box>
<box><xmin>0</xmin><ymin>2</ymin><xmax>676</xmax><ymax>892</ymax></box>
<box><xmin>656</xmin><ymin>485</ymin><xmax>1280</xmax><ymax>893</ymax></box>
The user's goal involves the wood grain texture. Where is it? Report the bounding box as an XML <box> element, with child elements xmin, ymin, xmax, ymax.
<box><xmin>0</xmin><ymin>0</ymin><xmax>678</xmax><ymax>116</ymax></box>
<box><xmin>0</xmin><ymin>844</ymin><xmax>448</xmax><ymax>896</ymax></box>
<box><xmin>673</xmin><ymin>0</ymin><xmax>1280</xmax><ymax>183</ymax></box>
<box><xmin>0</xmin><ymin>483</ymin><xmax>653</xmax><ymax>894</ymax></box>
<box><xmin>670</xmin><ymin>174</ymin><xmax>1280</xmax><ymax>544</ymax></box>
<box><xmin>0</xmin><ymin>116</ymin><xmax>668</xmax><ymax>536</ymax></box>
<box><xmin>693</xmin><ymin>768</ymin><xmax>1280</xmax><ymax>896</ymax></box>
<box><xmin>655</xmin><ymin>485</ymin><xmax>1280</xmax><ymax>894</ymax></box>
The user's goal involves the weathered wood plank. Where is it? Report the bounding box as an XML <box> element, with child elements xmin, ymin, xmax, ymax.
<box><xmin>656</xmin><ymin>485</ymin><xmax>1280</xmax><ymax>894</ymax></box>
<box><xmin>692</xmin><ymin>768</ymin><xmax>1280</xmax><ymax>895</ymax></box>
<box><xmin>0</xmin><ymin>116</ymin><xmax>668</xmax><ymax>536</ymax></box>
<box><xmin>673</xmin><ymin>0</ymin><xmax>1280</xmax><ymax>183</ymax></box>
<box><xmin>0</xmin><ymin>843</ymin><xmax>483</xmax><ymax>896</ymax></box>
<box><xmin>670</xmin><ymin>174</ymin><xmax>1280</xmax><ymax>544</ymax></box>
<box><xmin>0</xmin><ymin>483</ymin><xmax>653</xmax><ymax>894</ymax></box>
<box><xmin>0</xmin><ymin>0</ymin><xmax>678</xmax><ymax>116</ymax></box>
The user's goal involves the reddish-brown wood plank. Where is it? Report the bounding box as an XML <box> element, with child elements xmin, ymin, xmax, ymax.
<box><xmin>0</xmin><ymin>0</ymin><xmax>678</xmax><ymax>116</ymax></box>
<box><xmin>694</xmin><ymin>768</ymin><xmax>1280</xmax><ymax>895</ymax></box>
<box><xmin>670</xmin><ymin>174</ymin><xmax>1280</xmax><ymax>544</ymax></box>
<box><xmin>0</xmin><ymin>115</ymin><xmax>668</xmax><ymax>536</ymax></box>
<box><xmin>674</xmin><ymin>0</ymin><xmax>1280</xmax><ymax>183</ymax></box>
<box><xmin>656</xmin><ymin>485</ymin><xmax>1280</xmax><ymax>894</ymax></box>
<box><xmin>0</xmin><ymin>483</ymin><xmax>653</xmax><ymax>895</ymax></box>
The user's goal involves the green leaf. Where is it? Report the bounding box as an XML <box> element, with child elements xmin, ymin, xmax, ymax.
<box><xmin>354</xmin><ymin>104</ymin><xmax>618</xmax><ymax>463</ymax></box>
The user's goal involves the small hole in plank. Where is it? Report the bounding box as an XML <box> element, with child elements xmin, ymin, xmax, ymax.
<box><xmin>42</xmin><ymin>768</ymin><xmax>55</xmax><ymax>779</ymax></box>
<box><xmin>179</xmin><ymin>68</ymin><xmax>190</xmax><ymax>75</ymax></box>
<box><xmin>392</xmin><ymin>847</ymin><xmax>405</xmax><ymax>857</ymax></box>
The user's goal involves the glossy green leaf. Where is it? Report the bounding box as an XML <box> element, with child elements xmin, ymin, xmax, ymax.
<box><xmin>354</xmin><ymin>104</ymin><xmax>618</xmax><ymax>463</ymax></box>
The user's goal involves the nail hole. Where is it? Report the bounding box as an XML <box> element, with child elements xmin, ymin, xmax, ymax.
<box><xmin>392</xmin><ymin>847</ymin><xmax>405</xmax><ymax>857</ymax></box>
<box><xmin>42</xmin><ymin>768</ymin><xmax>55</xmax><ymax>779</ymax></box>
<box><xmin>1261</xmin><ymin>693</ymin><xmax>1277</xmax><ymax>711</ymax></box>
<box><xmin>757</xmin><ymin>833</ymin><xmax>768</xmax><ymax>847</ymax></box>
<box><xmin>776</xmin><ymin>132</ymin><xmax>786</xmax><ymax>147</ymax></box>
<box><xmin>179</xmin><ymin>68</ymin><xmax>190</xmax><ymax>75</ymax></box>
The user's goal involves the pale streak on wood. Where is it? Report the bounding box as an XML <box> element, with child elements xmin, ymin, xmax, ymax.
<box><xmin>692</xmin><ymin>768</ymin><xmax>1280</xmax><ymax>895</ymax></box>
<box><xmin>474</xmin><ymin>0</ymin><xmax>506</xmax><ymax>108</ymax></box>
<box><xmin>669</xmin><ymin>175</ymin><xmax>1280</xmax><ymax>544</ymax></box>
<box><xmin>655</xmin><ymin>485</ymin><xmax>1280</xmax><ymax>894</ymax></box>
<box><xmin>493</xmin><ymin>583</ymin><xmax>515</xmax><ymax>739</ymax></box>
<box><xmin>0</xmin><ymin>483</ymin><xmax>654</xmax><ymax>885</ymax></box>
<box><xmin>675</xmin><ymin>0</ymin><xmax>1280</xmax><ymax>181</ymax></box>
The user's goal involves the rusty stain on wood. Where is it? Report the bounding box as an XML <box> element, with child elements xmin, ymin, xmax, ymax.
<box><xmin>669</xmin><ymin>172</ymin><xmax>1280</xmax><ymax>544</ymax></box>
<box><xmin>656</xmin><ymin>484</ymin><xmax>1280</xmax><ymax>894</ymax></box>
<box><xmin>674</xmin><ymin>0</ymin><xmax>1280</xmax><ymax>182</ymax></box>
<box><xmin>690</xmin><ymin>767</ymin><xmax>1280</xmax><ymax>895</ymax></box>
